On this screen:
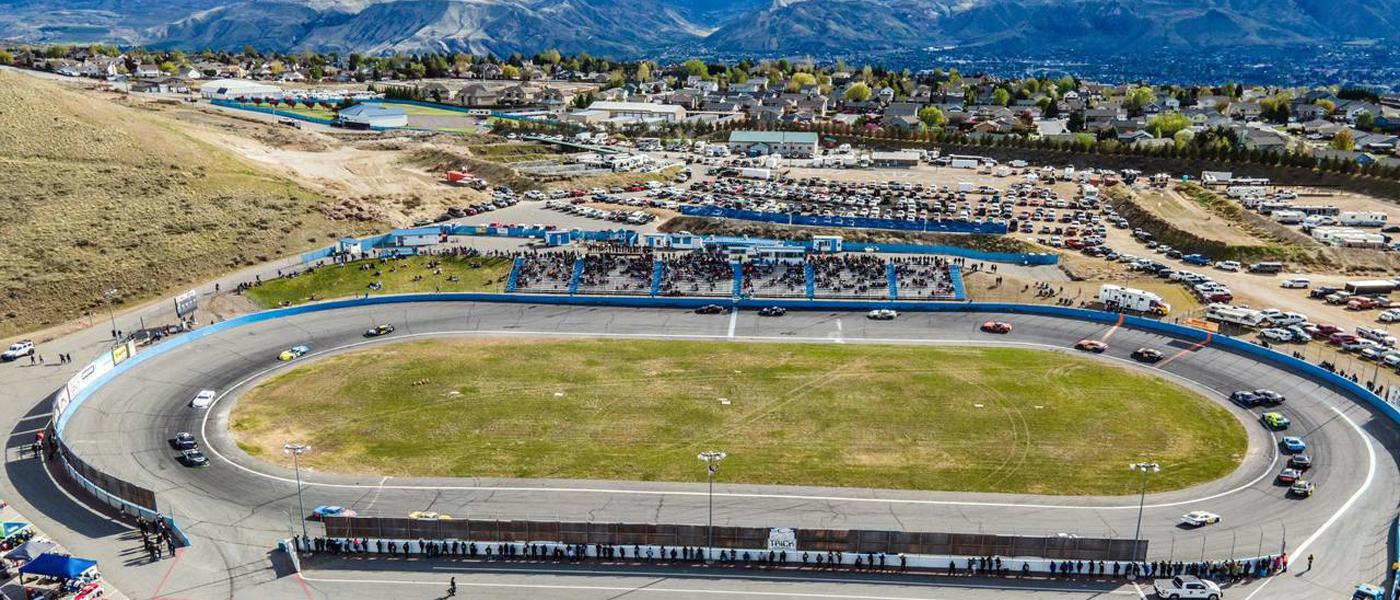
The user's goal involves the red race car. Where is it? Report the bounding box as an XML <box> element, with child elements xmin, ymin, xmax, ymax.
<box><xmin>980</xmin><ymin>321</ymin><xmax>1013</xmax><ymax>334</ymax></box>
<box><xmin>1075</xmin><ymin>339</ymin><xmax>1108</xmax><ymax>353</ymax></box>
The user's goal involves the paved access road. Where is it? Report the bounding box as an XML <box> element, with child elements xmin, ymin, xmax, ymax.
<box><xmin>46</xmin><ymin>301</ymin><xmax>1399</xmax><ymax>599</ymax></box>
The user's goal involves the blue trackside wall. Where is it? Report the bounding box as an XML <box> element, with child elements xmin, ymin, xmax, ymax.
<box><xmin>56</xmin><ymin>293</ymin><xmax>1398</xmax><ymax>551</ymax></box>
<box><xmin>682</xmin><ymin>205</ymin><xmax>1008</xmax><ymax>235</ymax></box>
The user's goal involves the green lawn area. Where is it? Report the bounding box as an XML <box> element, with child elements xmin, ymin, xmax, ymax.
<box><xmin>244</xmin><ymin>255</ymin><xmax>513</xmax><ymax>308</ymax></box>
<box><xmin>232</xmin><ymin>339</ymin><xmax>1246</xmax><ymax>495</ymax></box>
<box><xmin>395</xmin><ymin>103</ymin><xmax>470</xmax><ymax>117</ymax></box>
<box><xmin>229</xmin><ymin>102</ymin><xmax>339</xmax><ymax>121</ymax></box>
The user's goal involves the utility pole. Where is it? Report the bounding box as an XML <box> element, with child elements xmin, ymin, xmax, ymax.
<box><xmin>697</xmin><ymin>451</ymin><xmax>727</xmax><ymax>563</ymax></box>
<box><xmin>284</xmin><ymin>443</ymin><xmax>311</xmax><ymax>540</ymax></box>
<box><xmin>103</xmin><ymin>288</ymin><xmax>119</xmax><ymax>343</ymax></box>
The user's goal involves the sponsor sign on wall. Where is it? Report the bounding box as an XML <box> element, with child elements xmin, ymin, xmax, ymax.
<box><xmin>174</xmin><ymin>289</ymin><xmax>199</xmax><ymax>318</ymax></box>
<box><xmin>766</xmin><ymin>528</ymin><xmax>798</xmax><ymax>552</ymax></box>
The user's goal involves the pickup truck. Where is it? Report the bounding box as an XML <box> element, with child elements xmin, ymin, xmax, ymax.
<box><xmin>1153</xmin><ymin>575</ymin><xmax>1221</xmax><ymax>599</ymax></box>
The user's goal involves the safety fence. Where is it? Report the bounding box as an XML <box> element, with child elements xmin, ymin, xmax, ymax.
<box><xmin>681</xmin><ymin>205</ymin><xmax>1008</xmax><ymax>235</ymax></box>
<box><xmin>53</xmin><ymin>291</ymin><xmax>1398</xmax><ymax>559</ymax></box>
<box><xmin>322</xmin><ymin>517</ymin><xmax>1145</xmax><ymax>562</ymax></box>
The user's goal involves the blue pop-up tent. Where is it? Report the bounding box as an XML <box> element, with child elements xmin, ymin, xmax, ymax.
<box><xmin>18</xmin><ymin>553</ymin><xmax>97</xmax><ymax>579</ymax></box>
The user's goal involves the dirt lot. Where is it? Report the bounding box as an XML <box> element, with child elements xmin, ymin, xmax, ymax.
<box><xmin>1133</xmin><ymin>188</ymin><xmax>1269</xmax><ymax>246</ymax></box>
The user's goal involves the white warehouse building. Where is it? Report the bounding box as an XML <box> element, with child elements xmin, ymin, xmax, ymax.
<box><xmin>337</xmin><ymin>103</ymin><xmax>409</xmax><ymax>129</ymax></box>
<box><xmin>199</xmin><ymin>78</ymin><xmax>283</xmax><ymax>100</ymax></box>
<box><xmin>726</xmin><ymin>131</ymin><xmax>820</xmax><ymax>158</ymax></box>
<box><xmin>584</xmin><ymin>101</ymin><xmax>686</xmax><ymax>123</ymax></box>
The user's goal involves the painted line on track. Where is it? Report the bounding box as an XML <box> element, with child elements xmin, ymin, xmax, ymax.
<box><xmin>1098</xmin><ymin>313</ymin><xmax>1125</xmax><ymax>343</ymax></box>
<box><xmin>197</xmin><ymin>328</ymin><xmax>1289</xmax><ymax>512</ymax></box>
<box><xmin>1158</xmin><ymin>332</ymin><xmax>1213</xmax><ymax>367</ymax></box>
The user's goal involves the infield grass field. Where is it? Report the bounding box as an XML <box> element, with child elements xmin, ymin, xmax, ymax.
<box><xmin>244</xmin><ymin>255</ymin><xmax>512</xmax><ymax>308</ymax></box>
<box><xmin>232</xmin><ymin>338</ymin><xmax>1246</xmax><ymax>495</ymax></box>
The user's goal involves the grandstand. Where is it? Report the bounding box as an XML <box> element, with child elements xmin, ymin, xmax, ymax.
<box><xmin>658</xmin><ymin>249</ymin><xmax>734</xmax><ymax>297</ymax></box>
<box><xmin>810</xmin><ymin>255</ymin><xmax>891</xmax><ymax>300</ymax></box>
<box><xmin>893</xmin><ymin>258</ymin><xmax>957</xmax><ymax>300</ymax></box>
<box><xmin>575</xmin><ymin>252</ymin><xmax>654</xmax><ymax>295</ymax></box>
<box><xmin>742</xmin><ymin>261</ymin><xmax>808</xmax><ymax>299</ymax></box>
<box><xmin>508</xmin><ymin>248</ymin><xmax>962</xmax><ymax>301</ymax></box>
<box><xmin>513</xmin><ymin>251</ymin><xmax>576</xmax><ymax>293</ymax></box>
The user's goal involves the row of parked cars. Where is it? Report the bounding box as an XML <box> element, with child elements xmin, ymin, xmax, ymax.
<box><xmin>542</xmin><ymin>199</ymin><xmax>657</xmax><ymax>225</ymax></box>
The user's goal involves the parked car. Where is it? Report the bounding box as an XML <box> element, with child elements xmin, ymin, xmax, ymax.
<box><xmin>1</xmin><ymin>340</ymin><xmax>35</xmax><ymax>362</ymax></box>
<box><xmin>1280</xmin><ymin>278</ymin><xmax>1311</xmax><ymax>289</ymax></box>
<box><xmin>1214</xmin><ymin>260</ymin><xmax>1242</xmax><ymax>272</ymax></box>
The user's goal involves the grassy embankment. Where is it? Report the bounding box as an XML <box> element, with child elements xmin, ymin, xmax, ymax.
<box><xmin>0</xmin><ymin>71</ymin><xmax>376</xmax><ymax>337</ymax></box>
<box><xmin>243</xmin><ymin>255</ymin><xmax>513</xmax><ymax>308</ymax></box>
<box><xmin>233</xmin><ymin>338</ymin><xmax>1246</xmax><ymax>496</ymax></box>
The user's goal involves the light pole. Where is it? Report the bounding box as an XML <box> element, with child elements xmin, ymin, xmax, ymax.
<box><xmin>284</xmin><ymin>443</ymin><xmax>311</xmax><ymax>540</ymax></box>
<box><xmin>697</xmin><ymin>451</ymin><xmax>727</xmax><ymax>563</ymax></box>
<box><xmin>103</xmin><ymin>288</ymin><xmax>119</xmax><ymax>342</ymax></box>
<box><xmin>1129</xmin><ymin>461</ymin><xmax>1159</xmax><ymax>559</ymax></box>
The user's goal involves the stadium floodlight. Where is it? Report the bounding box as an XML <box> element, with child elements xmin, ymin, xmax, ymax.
<box><xmin>284</xmin><ymin>443</ymin><xmax>312</xmax><ymax>539</ymax></box>
<box><xmin>698</xmin><ymin>451</ymin><xmax>727</xmax><ymax>562</ymax></box>
<box><xmin>1129</xmin><ymin>461</ymin><xmax>1161</xmax><ymax>553</ymax></box>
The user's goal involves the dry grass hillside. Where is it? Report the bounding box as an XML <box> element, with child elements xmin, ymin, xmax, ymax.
<box><xmin>0</xmin><ymin>71</ymin><xmax>376</xmax><ymax>336</ymax></box>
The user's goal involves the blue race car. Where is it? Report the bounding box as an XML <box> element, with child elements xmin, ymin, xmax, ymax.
<box><xmin>1280</xmin><ymin>436</ymin><xmax>1307</xmax><ymax>453</ymax></box>
<box><xmin>312</xmin><ymin>505</ymin><xmax>357</xmax><ymax>519</ymax></box>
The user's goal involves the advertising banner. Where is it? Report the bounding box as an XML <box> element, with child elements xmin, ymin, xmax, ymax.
<box><xmin>174</xmin><ymin>289</ymin><xmax>199</xmax><ymax>318</ymax></box>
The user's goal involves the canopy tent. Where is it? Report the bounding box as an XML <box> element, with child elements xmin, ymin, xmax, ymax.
<box><xmin>18</xmin><ymin>553</ymin><xmax>97</xmax><ymax>579</ymax></box>
<box><xmin>4</xmin><ymin>539</ymin><xmax>56</xmax><ymax>562</ymax></box>
<box><xmin>1</xmin><ymin>521</ymin><xmax>29</xmax><ymax>541</ymax></box>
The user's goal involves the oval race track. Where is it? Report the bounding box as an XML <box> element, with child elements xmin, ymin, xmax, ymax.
<box><xmin>62</xmin><ymin>301</ymin><xmax>1400</xmax><ymax>598</ymax></box>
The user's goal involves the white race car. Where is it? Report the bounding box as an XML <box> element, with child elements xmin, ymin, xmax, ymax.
<box><xmin>1179</xmin><ymin>510</ymin><xmax>1221</xmax><ymax>527</ymax></box>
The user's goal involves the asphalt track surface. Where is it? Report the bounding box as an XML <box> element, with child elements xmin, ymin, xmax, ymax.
<box><xmin>62</xmin><ymin>302</ymin><xmax>1400</xmax><ymax>599</ymax></box>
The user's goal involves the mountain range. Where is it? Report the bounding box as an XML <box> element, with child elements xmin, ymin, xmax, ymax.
<box><xmin>1</xmin><ymin>0</ymin><xmax>1397</xmax><ymax>59</ymax></box>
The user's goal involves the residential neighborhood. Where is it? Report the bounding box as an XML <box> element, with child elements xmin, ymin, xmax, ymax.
<box><xmin>4</xmin><ymin>43</ymin><xmax>1398</xmax><ymax>174</ymax></box>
